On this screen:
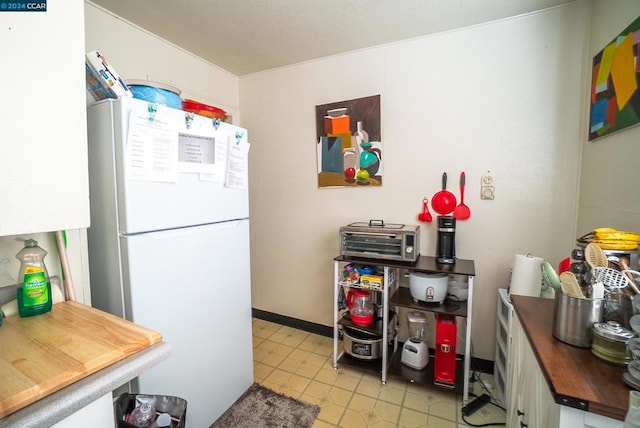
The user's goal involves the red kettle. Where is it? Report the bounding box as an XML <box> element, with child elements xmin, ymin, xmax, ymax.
<box><xmin>346</xmin><ymin>289</ymin><xmax>374</xmax><ymax>326</ymax></box>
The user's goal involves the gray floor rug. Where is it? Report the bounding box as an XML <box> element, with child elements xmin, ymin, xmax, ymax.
<box><xmin>210</xmin><ymin>383</ymin><xmax>320</xmax><ymax>428</ymax></box>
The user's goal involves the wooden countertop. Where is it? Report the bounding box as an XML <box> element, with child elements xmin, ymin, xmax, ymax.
<box><xmin>0</xmin><ymin>301</ymin><xmax>162</xmax><ymax>419</ymax></box>
<box><xmin>511</xmin><ymin>295</ymin><xmax>629</xmax><ymax>421</ymax></box>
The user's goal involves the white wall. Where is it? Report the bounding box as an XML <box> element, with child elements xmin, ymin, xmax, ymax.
<box><xmin>577</xmin><ymin>0</ymin><xmax>640</xmax><ymax>234</ymax></box>
<box><xmin>241</xmin><ymin>2</ymin><xmax>589</xmax><ymax>360</ymax></box>
<box><xmin>0</xmin><ymin>1</ymin><xmax>596</xmax><ymax>363</ymax></box>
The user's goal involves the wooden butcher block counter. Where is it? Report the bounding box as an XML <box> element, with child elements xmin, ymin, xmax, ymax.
<box><xmin>0</xmin><ymin>300</ymin><xmax>163</xmax><ymax>419</ymax></box>
<box><xmin>511</xmin><ymin>295</ymin><xmax>629</xmax><ymax>421</ymax></box>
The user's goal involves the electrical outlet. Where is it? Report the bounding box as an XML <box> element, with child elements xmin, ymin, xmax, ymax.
<box><xmin>481</xmin><ymin>171</ymin><xmax>494</xmax><ymax>200</ymax></box>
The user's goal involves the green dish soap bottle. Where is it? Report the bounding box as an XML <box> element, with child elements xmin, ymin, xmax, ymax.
<box><xmin>16</xmin><ymin>239</ymin><xmax>52</xmax><ymax>317</ymax></box>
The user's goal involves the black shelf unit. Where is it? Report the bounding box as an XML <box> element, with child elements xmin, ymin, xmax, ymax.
<box><xmin>332</xmin><ymin>254</ymin><xmax>475</xmax><ymax>405</ymax></box>
<box><xmin>338</xmin><ymin>311</ymin><xmax>396</xmax><ymax>337</ymax></box>
<box><xmin>389</xmin><ymin>287</ymin><xmax>468</xmax><ymax>318</ymax></box>
<box><xmin>387</xmin><ymin>351</ymin><xmax>465</xmax><ymax>394</ymax></box>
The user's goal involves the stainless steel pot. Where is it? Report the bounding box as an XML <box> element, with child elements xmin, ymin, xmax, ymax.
<box><xmin>552</xmin><ymin>292</ymin><xmax>604</xmax><ymax>348</ymax></box>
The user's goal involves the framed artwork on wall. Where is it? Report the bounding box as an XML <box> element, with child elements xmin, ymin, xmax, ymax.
<box><xmin>589</xmin><ymin>15</ymin><xmax>640</xmax><ymax>141</ymax></box>
<box><xmin>315</xmin><ymin>95</ymin><xmax>381</xmax><ymax>188</ymax></box>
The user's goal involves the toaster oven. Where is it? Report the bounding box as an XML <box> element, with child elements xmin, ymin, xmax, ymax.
<box><xmin>339</xmin><ymin>220</ymin><xmax>420</xmax><ymax>262</ymax></box>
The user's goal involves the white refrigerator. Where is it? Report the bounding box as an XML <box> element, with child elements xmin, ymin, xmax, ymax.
<box><xmin>86</xmin><ymin>97</ymin><xmax>253</xmax><ymax>427</ymax></box>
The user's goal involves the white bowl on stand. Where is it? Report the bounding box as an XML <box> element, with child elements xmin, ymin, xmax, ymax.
<box><xmin>447</xmin><ymin>280</ymin><xmax>468</xmax><ymax>302</ymax></box>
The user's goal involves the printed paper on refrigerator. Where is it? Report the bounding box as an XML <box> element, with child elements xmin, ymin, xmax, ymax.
<box><xmin>125</xmin><ymin>107</ymin><xmax>179</xmax><ymax>182</ymax></box>
<box><xmin>225</xmin><ymin>140</ymin><xmax>250</xmax><ymax>189</ymax></box>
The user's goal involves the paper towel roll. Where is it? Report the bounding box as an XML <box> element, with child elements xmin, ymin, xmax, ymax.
<box><xmin>510</xmin><ymin>254</ymin><xmax>544</xmax><ymax>297</ymax></box>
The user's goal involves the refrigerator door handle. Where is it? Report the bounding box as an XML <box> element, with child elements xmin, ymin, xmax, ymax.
<box><xmin>122</xmin><ymin>220</ymin><xmax>247</xmax><ymax>239</ymax></box>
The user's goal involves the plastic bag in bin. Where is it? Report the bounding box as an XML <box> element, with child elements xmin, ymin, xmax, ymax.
<box><xmin>114</xmin><ymin>393</ymin><xmax>187</xmax><ymax>428</ymax></box>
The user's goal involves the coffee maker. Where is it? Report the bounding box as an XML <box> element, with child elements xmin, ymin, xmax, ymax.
<box><xmin>436</xmin><ymin>216</ymin><xmax>456</xmax><ymax>264</ymax></box>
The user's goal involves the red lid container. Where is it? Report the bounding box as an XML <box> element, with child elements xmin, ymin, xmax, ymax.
<box><xmin>182</xmin><ymin>99</ymin><xmax>226</xmax><ymax>120</ymax></box>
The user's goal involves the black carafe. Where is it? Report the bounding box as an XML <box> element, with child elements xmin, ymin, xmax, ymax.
<box><xmin>436</xmin><ymin>216</ymin><xmax>456</xmax><ymax>264</ymax></box>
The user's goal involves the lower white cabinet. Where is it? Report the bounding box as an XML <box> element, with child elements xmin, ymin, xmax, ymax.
<box><xmin>507</xmin><ymin>316</ymin><xmax>623</xmax><ymax>428</ymax></box>
<box><xmin>507</xmin><ymin>315</ymin><xmax>555</xmax><ymax>427</ymax></box>
<box><xmin>51</xmin><ymin>393</ymin><xmax>114</xmax><ymax>428</ymax></box>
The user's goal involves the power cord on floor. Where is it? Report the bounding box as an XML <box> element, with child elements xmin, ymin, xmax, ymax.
<box><xmin>470</xmin><ymin>370</ymin><xmax>504</xmax><ymax>412</ymax></box>
<box><xmin>460</xmin><ymin>332</ymin><xmax>506</xmax><ymax>427</ymax></box>
<box><xmin>461</xmin><ymin>398</ymin><xmax>506</xmax><ymax>427</ymax></box>
<box><xmin>468</xmin><ymin>330</ymin><xmax>502</xmax><ymax>402</ymax></box>
<box><xmin>462</xmin><ymin>390</ymin><xmax>506</xmax><ymax>427</ymax></box>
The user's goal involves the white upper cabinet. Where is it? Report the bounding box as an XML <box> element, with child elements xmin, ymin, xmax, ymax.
<box><xmin>0</xmin><ymin>0</ymin><xmax>90</xmax><ymax>235</ymax></box>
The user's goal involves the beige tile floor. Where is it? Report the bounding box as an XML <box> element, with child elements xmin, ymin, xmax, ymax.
<box><xmin>252</xmin><ymin>318</ymin><xmax>506</xmax><ymax>427</ymax></box>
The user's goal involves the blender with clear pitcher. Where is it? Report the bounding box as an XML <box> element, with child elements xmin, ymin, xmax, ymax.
<box><xmin>401</xmin><ymin>311</ymin><xmax>429</xmax><ymax>370</ymax></box>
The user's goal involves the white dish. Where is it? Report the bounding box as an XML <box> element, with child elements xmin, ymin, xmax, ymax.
<box><xmin>630</xmin><ymin>314</ymin><xmax>640</xmax><ymax>335</ymax></box>
<box><xmin>448</xmin><ymin>280</ymin><xmax>468</xmax><ymax>289</ymax></box>
<box><xmin>448</xmin><ymin>287</ymin><xmax>468</xmax><ymax>301</ymax></box>
<box><xmin>624</xmin><ymin>371</ymin><xmax>640</xmax><ymax>391</ymax></box>
<box><xmin>629</xmin><ymin>338</ymin><xmax>640</xmax><ymax>361</ymax></box>
<box><xmin>447</xmin><ymin>280</ymin><xmax>468</xmax><ymax>301</ymax></box>
<box><xmin>630</xmin><ymin>361</ymin><xmax>640</xmax><ymax>382</ymax></box>
<box><xmin>326</xmin><ymin>107</ymin><xmax>347</xmax><ymax>117</ymax></box>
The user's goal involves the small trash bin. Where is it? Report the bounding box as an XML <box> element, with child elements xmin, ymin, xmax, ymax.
<box><xmin>114</xmin><ymin>393</ymin><xmax>187</xmax><ymax>428</ymax></box>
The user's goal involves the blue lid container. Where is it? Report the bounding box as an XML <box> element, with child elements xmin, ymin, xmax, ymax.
<box><xmin>125</xmin><ymin>79</ymin><xmax>182</xmax><ymax>110</ymax></box>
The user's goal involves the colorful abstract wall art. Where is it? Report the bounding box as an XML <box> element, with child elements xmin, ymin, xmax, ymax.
<box><xmin>589</xmin><ymin>16</ymin><xmax>640</xmax><ymax>141</ymax></box>
<box><xmin>315</xmin><ymin>95</ymin><xmax>382</xmax><ymax>188</ymax></box>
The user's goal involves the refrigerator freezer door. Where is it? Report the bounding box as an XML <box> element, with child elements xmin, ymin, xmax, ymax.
<box><xmin>121</xmin><ymin>220</ymin><xmax>253</xmax><ymax>427</ymax></box>
<box><xmin>87</xmin><ymin>98</ymin><xmax>249</xmax><ymax>235</ymax></box>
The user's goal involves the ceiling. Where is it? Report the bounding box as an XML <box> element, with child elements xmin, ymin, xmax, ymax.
<box><xmin>88</xmin><ymin>0</ymin><xmax>575</xmax><ymax>76</ymax></box>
